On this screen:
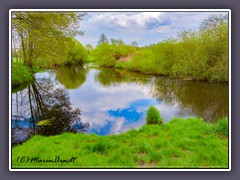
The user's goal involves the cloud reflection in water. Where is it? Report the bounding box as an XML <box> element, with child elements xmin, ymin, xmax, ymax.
<box><xmin>68</xmin><ymin>68</ymin><xmax>193</xmax><ymax>135</ymax></box>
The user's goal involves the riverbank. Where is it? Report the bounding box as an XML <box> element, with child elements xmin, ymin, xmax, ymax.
<box><xmin>93</xmin><ymin>45</ymin><xmax>228</xmax><ymax>83</ymax></box>
<box><xmin>12</xmin><ymin>117</ymin><xmax>228</xmax><ymax>168</ymax></box>
<box><xmin>90</xmin><ymin>15</ymin><xmax>228</xmax><ymax>83</ymax></box>
<box><xmin>12</xmin><ymin>63</ymin><xmax>34</xmax><ymax>89</ymax></box>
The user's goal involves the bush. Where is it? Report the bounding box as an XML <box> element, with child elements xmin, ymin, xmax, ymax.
<box><xmin>112</xmin><ymin>15</ymin><xmax>228</xmax><ymax>82</ymax></box>
<box><xmin>12</xmin><ymin>63</ymin><xmax>34</xmax><ymax>88</ymax></box>
<box><xmin>66</xmin><ymin>39</ymin><xmax>88</xmax><ymax>65</ymax></box>
<box><xmin>91</xmin><ymin>43</ymin><xmax>136</xmax><ymax>67</ymax></box>
<box><xmin>146</xmin><ymin>106</ymin><xmax>163</xmax><ymax>124</ymax></box>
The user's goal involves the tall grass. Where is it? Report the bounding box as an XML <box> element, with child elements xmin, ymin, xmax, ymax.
<box><xmin>207</xmin><ymin>118</ymin><xmax>228</xmax><ymax>136</ymax></box>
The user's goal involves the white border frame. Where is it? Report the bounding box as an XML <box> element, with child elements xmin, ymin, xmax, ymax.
<box><xmin>9</xmin><ymin>9</ymin><xmax>231</xmax><ymax>171</ymax></box>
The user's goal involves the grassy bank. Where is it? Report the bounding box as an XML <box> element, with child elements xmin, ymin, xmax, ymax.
<box><xmin>12</xmin><ymin>63</ymin><xmax>34</xmax><ymax>88</ymax></box>
<box><xmin>12</xmin><ymin>117</ymin><xmax>228</xmax><ymax>168</ymax></box>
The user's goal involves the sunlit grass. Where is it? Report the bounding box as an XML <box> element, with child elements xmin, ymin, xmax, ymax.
<box><xmin>12</xmin><ymin>117</ymin><xmax>228</xmax><ymax>168</ymax></box>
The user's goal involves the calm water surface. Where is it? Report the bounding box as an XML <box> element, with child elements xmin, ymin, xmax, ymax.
<box><xmin>12</xmin><ymin>64</ymin><xmax>228</xmax><ymax>144</ymax></box>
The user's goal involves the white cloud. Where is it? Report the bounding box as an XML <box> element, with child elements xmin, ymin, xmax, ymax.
<box><xmin>86</xmin><ymin>12</ymin><xmax>168</xmax><ymax>29</ymax></box>
<box><xmin>78</xmin><ymin>11</ymin><xmax>228</xmax><ymax>47</ymax></box>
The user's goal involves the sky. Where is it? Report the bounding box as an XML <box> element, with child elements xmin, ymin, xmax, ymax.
<box><xmin>77</xmin><ymin>11</ymin><xmax>228</xmax><ymax>47</ymax></box>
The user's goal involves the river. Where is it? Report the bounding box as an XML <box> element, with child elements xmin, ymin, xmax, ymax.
<box><xmin>11</xmin><ymin>63</ymin><xmax>228</xmax><ymax>145</ymax></box>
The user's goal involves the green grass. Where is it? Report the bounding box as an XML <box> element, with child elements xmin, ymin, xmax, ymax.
<box><xmin>12</xmin><ymin>62</ymin><xmax>34</xmax><ymax>88</ymax></box>
<box><xmin>12</xmin><ymin>117</ymin><xmax>228</xmax><ymax>168</ymax></box>
<box><xmin>12</xmin><ymin>57</ymin><xmax>24</xmax><ymax>63</ymax></box>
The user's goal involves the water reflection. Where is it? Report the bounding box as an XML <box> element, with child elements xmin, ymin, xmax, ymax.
<box><xmin>95</xmin><ymin>67</ymin><xmax>153</xmax><ymax>86</ymax></box>
<box><xmin>12</xmin><ymin>73</ymin><xmax>88</xmax><ymax>145</ymax></box>
<box><xmin>12</xmin><ymin>64</ymin><xmax>228</xmax><ymax>141</ymax></box>
<box><xmin>56</xmin><ymin>65</ymin><xmax>87</xmax><ymax>89</ymax></box>
<box><xmin>151</xmin><ymin>79</ymin><xmax>228</xmax><ymax>122</ymax></box>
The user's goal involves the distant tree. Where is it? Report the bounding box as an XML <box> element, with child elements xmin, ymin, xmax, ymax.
<box><xmin>85</xmin><ymin>44</ymin><xmax>93</xmax><ymax>51</ymax></box>
<box><xmin>130</xmin><ymin>41</ymin><xmax>138</xmax><ymax>47</ymax></box>
<box><xmin>110</xmin><ymin>38</ymin><xmax>124</xmax><ymax>45</ymax></box>
<box><xmin>98</xmin><ymin>33</ymin><xmax>108</xmax><ymax>45</ymax></box>
<box><xmin>199</xmin><ymin>14</ymin><xmax>227</xmax><ymax>33</ymax></box>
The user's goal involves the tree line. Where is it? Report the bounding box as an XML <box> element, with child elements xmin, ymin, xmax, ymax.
<box><xmin>90</xmin><ymin>14</ymin><xmax>229</xmax><ymax>82</ymax></box>
<box><xmin>12</xmin><ymin>13</ymin><xmax>229</xmax><ymax>83</ymax></box>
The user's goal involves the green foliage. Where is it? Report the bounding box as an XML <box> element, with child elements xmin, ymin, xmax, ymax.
<box><xmin>12</xmin><ymin>12</ymin><xmax>85</xmax><ymax>68</ymax></box>
<box><xmin>115</xmin><ymin>48</ymin><xmax>156</xmax><ymax>73</ymax></box>
<box><xmin>66</xmin><ymin>38</ymin><xmax>88</xmax><ymax>65</ymax></box>
<box><xmin>91</xmin><ymin>43</ymin><xmax>136</xmax><ymax>67</ymax></box>
<box><xmin>33</xmin><ymin>38</ymin><xmax>88</xmax><ymax>68</ymax></box>
<box><xmin>146</xmin><ymin>106</ymin><xmax>163</xmax><ymax>124</ymax></box>
<box><xmin>32</xmin><ymin>65</ymin><xmax>44</xmax><ymax>73</ymax></box>
<box><xmin>12</xmin><ymin>117</ymin><xmax>228</xmax><ymax>168</ymax></box>
<box><xmin>85</xmin><ymin>44</ymin><xmax>93</xmax><ymax>51</ymax></box>
<box><xmin>113</xmin><ymin>14</ymin><xmax>229</xmax><ymax>82</ymax></box>
<box><xmin>110</xmin><ymin>38</ymin><xmax>124</xmax><ymax>45</ymax></box>
<box><xmin>215</xmin><ymin>118</ymin><xmax>228</xmax><ymax>136</ymax></box>
<box><xmin>91</xmin><ymin>43</ymin><xmax>116</xmax><ymax>66</ymax></box>
<box><xmin>83</xmin><ymin>55</ymin><xmax>95</xmax><ymax>63</ymax></box>
<box><xmin>12</xmin><ymin>63</ymin><xmax>34</xmax><ymax>88</ymax></box>
<box><xmin>12</xmin><ymin>57</ymin><xmax>24</xmax><ymax>64</ymax></box>
<box><xmin>207</xmin><ymin>118</ymin><xmax>228</xmax><ymax>136</ymax></box>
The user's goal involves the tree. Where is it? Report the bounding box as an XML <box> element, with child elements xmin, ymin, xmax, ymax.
<box><xmin>97</xmin><ymin>33</ymin><xmax>108</xmax><ymax>45</ymax></box>
<box><xmin>110</xmin><ymin>38</ymin><xmax>125</xmax><ymax>45</ymax></box>
<box><xmin>12</xmin><ymin>12</ymin><xmax>85</xmax><ymax>68</ymax></box>
<box><xmin>85</xmin><ymin>44</ymin><xmax>93</xmax><ymax>51</ymax></box>
<box><xmin>199</xmin><ymin>14</ymin><xmax>228</xmax><ymax>81</ymax></box>
<box><xmin>130</xmin><ymin>41</ymin><xmax>138</xmax><ymax>47</ymax></box>
<box><xmin>199</xmin><ymin>14</ymin><xmax>227</xmax><ymax>34</ymax></box>
<box><xmin>66</xmin><ymin>38</ymin><xmax>88</xmax><ymax>65</ymax></box>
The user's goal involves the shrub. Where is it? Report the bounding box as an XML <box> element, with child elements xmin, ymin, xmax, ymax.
<box><xmin>146</xmin><ymin>106</ymin><xmax>163</xmax><ymax>124</ymax></box>
<box><xmin>66</xmin><ymin>39</ymin><xmax>88</xmax><ymax>65</ymax></box>
<box><xmin>91</xmin><ymin>43</ymin><xmax>136</xmax><ymax>67</ymax></box>
<box><xmin>12</xmin><ymin>63</ymin><xmax>34</xmax><ymax>88</ymax></box>
<box><xmin>111</xmin><ymin>15</ymin><xmax>228</xmax><ymax>82</ymax></box>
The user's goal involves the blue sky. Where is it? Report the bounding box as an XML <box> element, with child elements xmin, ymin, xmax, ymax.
<box><xmin>77</xmin><ymin>11</ymin><xmax>228</xmax><ymax>47</ymax></box>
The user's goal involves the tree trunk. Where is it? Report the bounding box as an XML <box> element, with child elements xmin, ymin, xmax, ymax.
<box><xmin>19</xmin><ymin>31</ymin><xmax>28</xmax><ymax>66</ymax></box>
